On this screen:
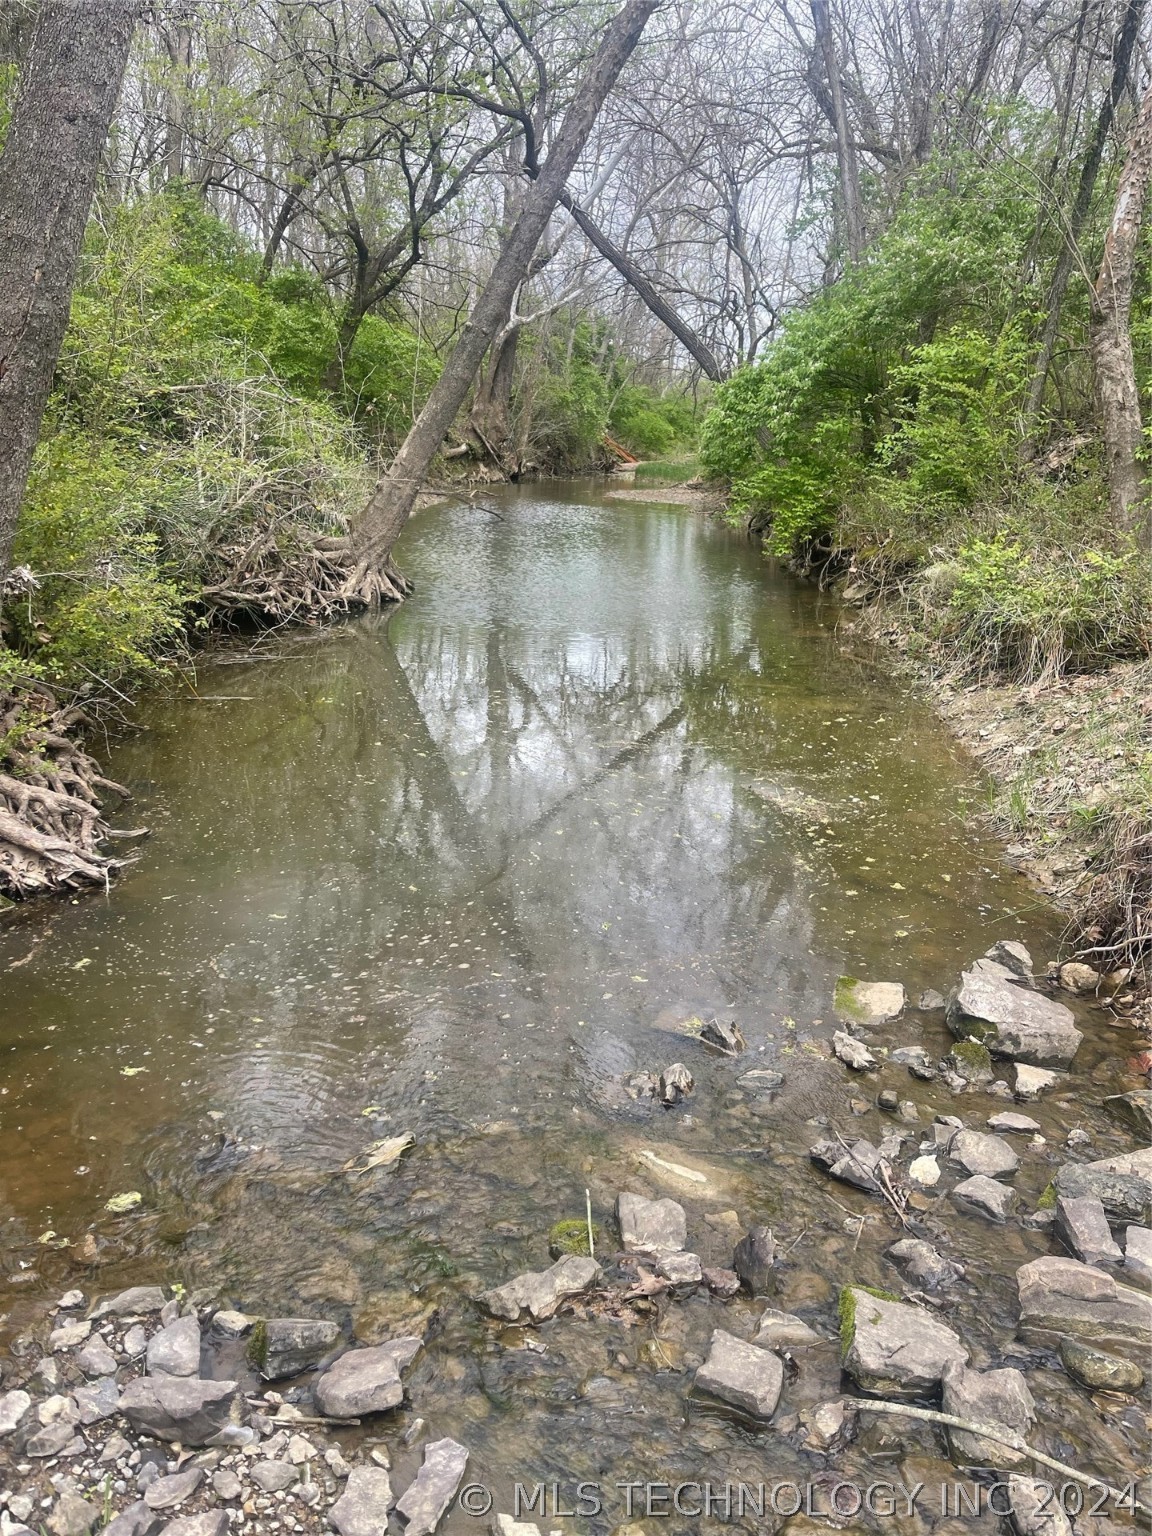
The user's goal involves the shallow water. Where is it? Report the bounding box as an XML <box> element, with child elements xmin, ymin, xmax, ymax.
<box><xmin>0</xmin><ymin>482</ymin><xmax>1146</xmax><ymax>1521</ymax></box>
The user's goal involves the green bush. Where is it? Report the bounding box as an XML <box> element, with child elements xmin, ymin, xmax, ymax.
<box><xmin>609</xmin><ymin>384</ymin><xmax>695</xmax><ymax>457</ymax></box>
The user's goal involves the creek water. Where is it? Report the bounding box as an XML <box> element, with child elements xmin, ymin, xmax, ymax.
<box><xmin>0</xmin><ymin>481</ymin><xmax>1146</xmax><ymax>1524</ymax></box>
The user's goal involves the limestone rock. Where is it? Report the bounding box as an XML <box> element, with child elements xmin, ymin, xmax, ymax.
<box><xmin>1008</xmin><ymin>1475</ymin><xmax>1072</xmax><ymax>1536</ymax></box>
<box><xmin>1016</xmin><ymin>1255</ymin><xmax>1152</xmax><ymax>1358</ymax></box>
<box><xmin>119</xmin><ymin>1376</ymin><xmax>244</xmax><ymax>1446</ymax></box>
<box><xmin>1055</xmin><ymin>1147</ymin><xmax>1152</xmax><ymax>1224</ymax></box>
<box><xmin>834</xmin><ymin>978</ymin><xmax>905</xmax><ymax>1028</ymax></box>
<box><xmin>694</xmin><ymin>1329</ymin><xmax>784</xmax><ymax>1418</ymax></box>
<box><xmin>983</xmin><ymin>941</ymin><xmax>1034</xmax><ymax>982</ymax></box>
<box><xmin>699</xmin><ymin>1016</ymin><xmax>745</xmax><ymax>1054</ymax></box>
<box><xmin>1055</xmin><ymin>1195</ymin><xmax>1122</xmax><ymax>1267</ymax></box>
<box><xmin>1124</xmin><ymin>1224</ymin><xmax>1152</xmax><ymax>1286</ymax></box>
<box><xmin>737</xmin><ymin>1069</ymin><xmax>784</xmax><ymax>1094</ymax></box>
<box><xmin>754</xmin><ymin>1309</ymin><xmax>822</xmax><ymax>1349</ymax></box>
<box><xmin>97</xmin><ymin>1502</ymin><xmax>163</xmax><ymax>1536</ymax></box>
<box><xmin>616</xmin><ymin>1193</ymin><xmax>686</xmax><ymax>1255</ymax></box>
<box><xmin>833</xmin><ymin>1031</ymin><xmax>876</xmax><ymax>1071</ymax></box>
<box><xmin>810</xmin><ymin>1137</ymin><xmax>883</xmax><ymax>1193</ymax></box>
<box><xmin>950</xmin><ymin>1130</ymin><xmax>1019</xmax><ymax>1179</ymax></box>
<box><xmin>841</xmin><ymin>1288</ymin><xmax>967</xmax><ymax>1397</ymax></box>
<box><xmin>988</xmin><ymin>1112</ymin><xmax>1041</xmax><ymax>1135</ymax></box>
<box><xmin>210</xmin><ymin>1310</ymin><xmax>252</xmax><ymax>1338</ymax></box>
<box><xmin>478</xmin><ymin>1255</ymin><xmax>600</xmax><ymax>1324</ymax></box>
<box><xmin>394</xmin><ymin>1437</ymin><xmax>469</xmax><ymax>1536</ymax></box>
<box><xmin>732</xmin><ymin>1226</ymin><xmax>775</xmax><ymax>1295</ymax></box>
<box><xmin>1014</xmin><ymin>1064</ymin><xmax>1058</xmax><ymax>1100</ymax></box>
<box><xmin>886</xmin><ymin>1238</ymin><xmax>962</xmax><ymax>1289</ymax></box>
<box><xmin>74</xmin><ymin>1375</ymin><xmax>121</xmax><ymax>1424</ymax></box>
<box><xmin>76</xmin><ymin>1338</ymin><xmax>117</xmax><ymax>1377</ymax></box>
<box><xmin>250</xmin><ymin>1462</ymin><xmax>297</xmax><ymax>1492</ymax></box>
<box><xmin>702</xmin><ymin>1267</ymin><xmax>741</xmax><ymax>1297</ymax></box>
<box><xmin>908</xmin><ymin>1155</ymin><xmax>940</xmax><ymax>1187</ymax></box>
<box><xmin>314</xmin><ymin>1338</ymin><xmax>422</xmax><ymax>1418</ymax></box>
<box><xmin>0</xmin><ymin>1390</ymin><xmax>30</xmax><ymax>1436</ymax></box>
<box><xmin>941</xmin><ymin>1360</ymin><xmax>1035</xmax><ymax>1468</ymax></box>
<box><xmin>212</xmin><ymin>1471</ymin><xmax>242</xmax><ymax>1501</ymax></box>
<box><xmin>146</xmin><ymin>1315</ymin><xmax>200</xmax><ymax>1378</ymax></box>
<box><xmin>1058</xmin><ymin>1337</ymin><xmax>1143</xmax><ymax>1392</ymax></box>
<box><xmin>257</xmin><ymin>1317</ymin><xmax>340</xmax><ymax>1380</ymax></box>
<box><xmin>947</xmin><ymin>960</ymin><xmax>1081</xmax><ymax>1068</ymax></box>
<box><xmin>152</xmin><ymin>1515</ymin><xmax>228</xmax><ymax>1536</ymax></box>
<box><xmin>1057</xmin><ymin>961</ymin><xmax>1100</xmax><ymax>994</ymax></box>
<box><xmin>655</xmin><ymin>1251</ymin><xmax>702</xmax><ymax>1286</ymax></box>
<box><xmin>144</xmin><ymin>1470</ymin><xmax>205</xmax><ymax>1511</ymax></box>
<box><xmin>48</xmin><ymin>1320</ymin><xmax>92</xmax><ymax>1351</ymax></box>
<box><xmin>46</xmin><ymin>1495</ymin><xmax>98</xmax><ymax>1536</ymax></box>
<box><xmin>918</xmin><ymin>990</ymin><xmax>946</xmax><ymax>1011</ymax></box>
<box><xmin>329</xmin><ymin>1467</ymin><xmax>394</xmax><ymax>1536</ymax></box>
<box><xmin>951</xmin><ymin>1175</ymin><xmax>1017</xmax><ymax>1223</ymax></box>
<box><xmin>1103</xmin><ymin>1089</ymin><xmax>1152</xmax><ymax>1139</ymax></box>
<box><xmin>891</xmin><ymin>1046</ymin><xmax>936</xmax><ymax>1079</ymax></box>
<box><xmin>91</xmin><ymin>1286</ymin><xmax>167</xmax><ymax>1319</ymax></box>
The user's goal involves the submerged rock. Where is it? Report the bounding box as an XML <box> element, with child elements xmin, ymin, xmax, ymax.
<box><xmin>478</xmin><ymin>1255</ymin><xmax>600</xmax><ymax>1324</ymax></box>
<box><xmin>810</xmin><ymin>1137</ymin><xmax>883</xmax><ymax>1193</ymax></box>
<box><xmin>254</xmin><ymin>1317</ymin><xmax>341</xmax><ymax>1380</ymax></box>
<box><xmin>394</xmin><ymin>1438</ymin><xmax>469</xmax><ymax>1536</ymax></box>
<box><xmin>737</xmin><ymin>1069</ymin><xmax>784</xmax><ymax>1094</ymax></box>
<box><xmin>732</xmin><ymin>1226</ymin><xmax>775</xmax><ymax>1295</ymax></box>
<box><xmin>918</xmin><ymin>990</ymin><xmax>946</xmax><ymax>1011</ymax></box>
<box><xmin>1013</xmin><ymin>1064</ymin><xmax>1059</xmax><ymax>1100</ymax></box>
<box><xmin>947</xmin><ymin>959</ymin><xmax>1082</xmax><ymax>1068</ymax></box>
<box><xmin>754</xmin><ymin>1309</ymin><xmax>822</xmax><ymax>1349</ymax></box>
<box><xmin>119</xmin><ymin>1377</ymin><xmax>244</xmax><ymax>1446</ymax></box>
<box><xmin>952</xmin><ymin>1174</ymin><xmax>1017</xmax><ymax>1222</ymax></box>
<box><xmin>1103</xmin><ymin>1089</ymin><xmax>1152</xmax><ymax>1139</ymax></box>
<box><xmin>694</xmin><ymin>1329</ymin><xmax>784</xmax><ymax>1418</ymax></box>
<box><xmin>1058</xmin><ymin>1336</ymin><xmax>1143</xmax><ymax>1392</ymax></box>
<box><xmin>833</xmin><ymin>1031</ymin><xmax>876</xmax><ymax>1071</ymax></box>
<box><xmin>949</xmin><ymin>1129</ymin><xmax>1020</xmax><ymax>1179</ymax></box>
<box><xmin>891</xmin><ymin>1046</ymin><xmax>936</xmax><ymax>1080</ymax></box>
<box><xmin>330</xmin><ymin>1467</ymin><xmax>394</xmax><ymax>1536</ymax></box>
<box><xmin>885</xmin><ymin>1238</ymin><xmax>962</xmax><ymax>1289</ymax></box>
<box><xmin>834</xmin><ymin>978</ymin><xmax>905</xmax><ymax>1028</ymax></box>
<box><xmin>616</xmin><ymin>1192</ymin><xmax>686</xmax><ymax>1255</ymax></box>
<box><xmin>313</xmin><ymin>1338</ymin><xmax>422</xmax><ymax>1417</ymax></box>
<box><xmin>941</xmin><ymin>1360</ymin><xmax>1036</xmax><ymax>1468</ymax></box>
<box><xmin>840</xmin><ymin>1287</ymin><xmax>967</xmax><ymax>1397</ymax></box>
<box><xmin>1054</xmin><ymin>1146</ymin><xmax>1152</xmax><ymax>1224</ymax></box>
<box><xmin>1015</xmin><ymin>1255</ymin><xmax>1152</xmax><ymax>1357</ymax></box>
<box><xmin>658</xmin><ymin>1063</ymin><xmax>693</xmax><ymax>1105</ymax></box>
<box><xmin>699</xmin><ymin>1016</ymin><xmax>745</xmax><ymax>1054</ymax></box>
<box><xmin>1054</xmin><ymin>1195</ymin><xmax>1122</xmax><ymax>1267</ymax></box>
<box><xmin>1008</xmin><ymin>1476</ymin><xmax>1072</xmax><ymax>1536</ymax></box>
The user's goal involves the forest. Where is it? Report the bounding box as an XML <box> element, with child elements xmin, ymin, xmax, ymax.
<box><xmin>0</xmin><ymin>0</ymin><xmax>1150</xmax><ymax>966</ymax></box>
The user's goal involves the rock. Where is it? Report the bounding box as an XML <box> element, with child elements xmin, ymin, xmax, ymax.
<box><xmin>941</xmin><ymin>1360</ymin><xmax>1035</xmax><ymax>1468</ymax></box>
<box><xmin>477</xmin><ymin>1255</ymin><xmax>600</xmax><ymax>1324</ymax></box>
<box><xmin>250</xmin><ymin>1462</ymin><xmax>297</xmax><ymax>1492</ymax></box>
<box><xmin>27</xmin><ymin>1419</ymin><xmax>82</xmax><ymax>1457</ymax></box>
<box><xmin>732</xmin><ymin>1226</ymin><xmax>775</xmax><ymax>1295</ymax></box>
<box><xmin>702</xmin><ymin>1267</ymin><xmax>741</xmax><ymax>1297</ymax></box>
<box><xmin>212</xmin><ymin>1471</ymin><xmax>242</xmax><ymax>1500</ymax></box>
<box><xmin>74</xmin><ymin>1375</ymin><xmax>121</xmax><ymax>1423</ymax></box>
<box><xmin>8</xmin><ymin>1499</ymin><xmax>33</xmax><ymax>1524</ymax></box>
<box><xmin>945</xmin><ymin>1039</ymin><xmax>994</xmax><ymax>1085</ymax></box>
<box><xmin>655</xmin><ymin>1251</ymin><xmax>702</xmax><ymax>1285</ymax></box>
<box><xmin>1103</xmin><ymin>1089</ymin><xmax>1152</xmax><ymax>1139</ymax></box>
<box><xmin>91</xmin><ymin>1286</ymin><xmax>167</xmax><ymax>1319</ymax></box>
<box><xmin>329</xmin><ymin>1467</ymin><xmax>394</xmax><ymax>1536</ymax></box>
<box><xmin>122</xmin><ymin>1324</ymin><xmax>148</xmax><ymax>1356</ymax></box>
<box><xmin>255</xmin><ymin>1318</ymin><xmax>340</xmax><ymax>1380</ymax></box>
<box><xmin>657</xmin><ymin>1063</ymin><xmax>693</xmax><ymax>1105</ymax></box>
<box><xmin>988</xmin><ymin>1112</ymin><xmax>1041</xmax><ymax>1134</ymax></box>
<box><xmin>948</xmin><ymin>960</ymin><xmax>1082</xmax><ymax>1068</ymax></box>
<box><xmin>1057</xmin><ymin>961</ymin><xmax>1099</xmax><ymax>994</ymax></box>
<box><xmin>56</xmin><ymin>1288</ymin><xmax>84</xmax><ymax>1309</ymax></box>
<box><xmin>899</xmin><ymin>1100</ymin><xmax>920</xmax><ymax>1122</ymax></box>
<box><xmin>699</xmin><ymin>1016</ymin><xmax>744</xmax><ymax>1054</ymax></box>
<box><xmin>878</xmin><ymin>1089</ymin><xmax>899</xmax><ymax>1111</ymax></box>
<box><xmin>891</xmin><ymin>1046</ymin><xmax>936</xmax><ymax>1079</ymax></box>
<box><xmin>1016</xmin><ymin>1255</ymin><xmax>1152</xmax><ymax>1357</ymax></box>
<box><xmin>810</xmin><ymin>1137</ymin><xmax>883</xmax><ymax>1193</ymax></box>
<box><xmin>950</xmin><ymin>1130</ymin><xmax>1019</xmax><ymax>1179</ymax></box>
<box><xmin>314</xmin><ymin>1337</ymin><xmax>422</xmax><ymax>1416</ymax></box>
<box><xmin>146</xmin><ymin>1315</ymin><xmax>201</xmax><ymax>1378</ymax></box>
<box><xmin>98</xmin><ymin>1432</ymin><xmax>130</xmax><ymax>1462</ymax></box>
<box><xmin>76</xmin><ymin>1338</ymin><xmax>117</xmax><ymax>1377</ymax></box>
<box><xmin>984</xmin><ymin>940</ymin><xmax>1034</xmax><ymax>982</ymax></box>
<box><xmin>754</xmin><ymin>1309</ymin><xmax>822</xmax><ymax>1348</ymax></box>
<box><xmin>46</xmin><ymin>1496</ymin><xmax>98</xmax><ymax>1536</ymax></box>
<box><xmin>1008</xmin><ymin>1475</ymin><xmax>1072</xmax><ymax>1536</ymax></box>
<box><xmin>919</xmin><ymin>990</ymin><xmax>946</xmax><ymax>1011</ymax></box>
<box><xmin>1124</xmin><ymin>1224</ymin><xmax>1152</xmax><ymax>1286</ymax></box>
<box><xmin>1058</xmin><ymin>1337</ymin><xmax>1143</xmax><ymax>1392</ymax></box>
<box><xmin>1054</xmin><ymin>1195</ymin><xmax>1122</xmax><ymax>1267</ymax></box>
<box><xmin>210</xmin><ymin>1310</ymin><xmax>252</xmax><ymax>1338</ymax></box>
<box><xmin>1014</xmin><ymin>1064</ymin><xmax>1058</xmax><ymax>1100</ymax></box>
<box><xmin>1055</xmin><ymin>1146</ymin><xmax>1152</xmax><ymax>1224</ymax></box>
<box><xmin>288</xmin><ymin>1433</ymin><xmax>317</xmax><ymax>1463</ymax></box>
<box><xmin>886</xmin><ymin>1238</ymin><xmax>962</xmax><ymax>1289</ymax></box>
<box><xmin>0</xmin><ymin>1390</ymin><xmax>30</xmax><ymax>1436</ymax></box>
<box><xmin>394</xmin><ymin>1437</ymin><xmax>469</xmax><ymax>1536</ymax></box>
<box><xmin>951</xmin><ymin>1175</ymin><xmax>1017</xmax><ymax>1223</ymax></box>
<box><xmin>834</xmin><ymin>978</ymin><xmax>905</xmax><ymax>1027</ymax></box>
<box><xmin>616</xmin><ymin>1192</ymin><xmax>686</xmax><ymax>1254</ymax></box>
<box><xmin>151</xmin><ymin>1516</ymin><xmax>227</xmax><ymax>1536</ymax></box>
<box><xmin>99</xmin><ymin>1503</ymin><xmax>164</xmax><ymax>1536</ymax></box>
<box><xmin>799</xmin><ymin>1399</ymin><xmax>857</xmax><ymax>1452</ymax></box>
<box><xmin>694</xmin><ymin>1329</ymin><xmax>784</xmax><ymax>1418</ymax></box>
<box><xmin>737</xmin><ymin>1069</ymin><xmax>784</xmax><ymax>1093</ymax></box>
<box><xmin>840</xmin><ymin>1288</ymin><xmax>967</xmax><ymax>1396</ymax></box>
<box><xmin>144</xmin><ymin>1470</ymin><xmax>205</xmax><ymax>1510</ymax></box>
<box><xmin>908</xmin><ymin>1155</ymin><xmax>940</xmax><ymax>1187</ymax></box>
<box><xmin>119</xmin><ymin>1376</ymin><xmax>245</xmax><ymax>1446</ymax></box>
<box><xmin>833</xmin><ymin>1031</ymin><xmax>876</xmax><ymax>1070</ymax></box>
<box><xmin>49</xmin><ymin>1319</ymin><xmax>92</xmax><ymax>1351</ymax></box>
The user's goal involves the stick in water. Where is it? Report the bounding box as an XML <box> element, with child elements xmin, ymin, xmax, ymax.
<box><xmin>585</xmin><ymin>1188</ymin><xmax>595</xmax><ymax>1259</ymax></box>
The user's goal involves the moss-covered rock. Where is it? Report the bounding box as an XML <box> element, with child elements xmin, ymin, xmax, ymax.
<box><xmin>548</xmin><ymin>1219</ymin><xmax>599</xmax><ymax>1258</ymax></box>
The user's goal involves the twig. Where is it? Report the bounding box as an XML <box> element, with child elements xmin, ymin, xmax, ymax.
<box><xmin>585</xmin><ymin>1188</ymin><xmax>595</xmax><ymax>1259</ymax></box>
<box><xmin>840</xmin><ymin>1399</ymin><xmax>1151</xmax><ymax>1514</ymax></box>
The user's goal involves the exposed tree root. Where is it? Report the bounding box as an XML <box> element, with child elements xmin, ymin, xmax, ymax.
<box><xmin>0</xmin><ymin>688</ymin><xmax>137</xmax><ymax>900</ymax></box>
<box><xmin>200</xmin><ymin>527</ymin><xmax>414</xmax><ymax>626</ymax></box>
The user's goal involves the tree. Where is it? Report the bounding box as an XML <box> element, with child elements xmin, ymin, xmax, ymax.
<box><xmin>0</xmin><ymin>0</ymin><xmax>139</xmax><ymax>588</ymax></box>
<box><xmin>341</xmin><ymin>0</ymin><xmax>664</xmax><ymax>601</ymax></box>
<box><xmin>1092</xmin><ymin>81</ymin><xmax>1152</xmax><ymax>539</ymax></box>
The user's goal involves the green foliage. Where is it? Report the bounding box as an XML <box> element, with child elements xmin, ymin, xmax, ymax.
<box><xmin>609</xmin><ymin>384</ymin><xmax>695</xmax><ymax>458</ymax></box>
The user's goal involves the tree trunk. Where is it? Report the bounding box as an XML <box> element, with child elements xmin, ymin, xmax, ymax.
<box><xmin>162</xmin><ymin>23</ymin><xmax>193</xmax><ymax>183</ymax></box>
<box><xmin>1026</xmin><ymin>0</ymin><xmax>1146</xmax><ymax>421</ymax></box>
<box><xmin>1092</xmin><ymin>82</ymin><xmax>1152</xmax><ymax>539</ymax></box>
<box><xmin>346</xmin><ymin>0</ymin><xmax>661</xmax><ymax>592</ymax></box>
<box><xmin>0</xmin><ymin>0</ymin><xmax>138</xmax><ymax>589</ymax></box>
<box><xmin>810</xmin><ymin>0</ymin><xmax>864</xmax><ymax>263</ymax></box>
<box><xmin>468</xmin><ymin>326</ymin><xmax>522</xmax><ymax>466</ymax></box>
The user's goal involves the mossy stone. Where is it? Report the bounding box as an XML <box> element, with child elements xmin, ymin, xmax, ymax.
<box><xmin>549</xmin><ymin>1219</ymin><xmax>599</xmax><ymax>1258</ymax></box>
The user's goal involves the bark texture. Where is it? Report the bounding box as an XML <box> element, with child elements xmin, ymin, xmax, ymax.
<box><xmin>1091</xmin><ymin>82</ymin><xmax>1152</xmax><ymax>539</ymax></box>
<box><xmin>810</xmin><ymin>0</ymin><xmax>864</xmax><ymax>263</ymax></box>
<box><xmin>0</xmin><ymin>0</ymin><xmax>139</xmax><ymax>587</ymax></box>
<box><xmin>346</xmin><ymin>0</ymin><xmax>663</xmax><ymax>591</ymax></box>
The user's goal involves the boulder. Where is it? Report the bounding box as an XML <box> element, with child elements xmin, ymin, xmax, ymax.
<box><xmin>732</xmin><ymin>1226</ymin><xmax>775</xmax><ymax>1295</ymax></box>
<box><xmin>91</xmin><ymin>1286</ymin><xmax>167</xmax><ymax>1319</ymax></box>
<box><xmin>329</xmin><ymin>1467</ymin><xmax>394</xmax><ymax>1536</ymax></box>
<box><xmin>987</xmin><ymin>1112</ymin><xmax>1041</xmax><ymax>1135</ymax></box>
<box><xmin>256</xmin><ymin>1318</ymin><xmax>340</xmax><ymax>1380</ymax></box>
<box><xmin>616</xmin><ymin>1193</ymin><xmax>686</xmax><ymax>1254</ymax></box>
<box><xmin>1054</xmin><ymin>1147</ymin><xmax>1152</xmax><ymax>1224</ymax></box>
<box><xmin>1103</xmin><ymin>1089</ymin><xmax>1152</xmax><ymax>1139</ymax></box>
<box><xmin>394</xmin><ymin>1438</ymin><xmax>469</xmax><ymax>1536</ymax></box>
<box><xmin>947</xmin><ymin>960</ymin><xmax>1081</xmax><ymax>1068</ymax></box>
<box><xmin>694</xmin><ymin>1329</ymin><xmax>784</xmax><ymax>1418</ymax></box>
<box><xmin>840</xmin><ymin>1288</ymin><xmax>967</xmax><ymax>1397</ymax></box>
<box><xmin>119</xmin><ymin>1377</ymin><xmax>244</xmax><ymax>1446</ymax></box>
<box><xmin>146</xmin><ymin>1315</ymin><xmax>201</xmax><ymax>1378</ymax></box>
<box><xmin>951</xmin><ymin>1175</ymin><xmax>1017</xmax><ymax>1223</ymax></box>
<box><xmin>941</xmin><ymin>1360</ymin><xmax>1035</xmax><ymax>1468</ymax></box>
<box><xmin>834</xmin><ymin>978</ymin><xmax>905</xmax><ymax>1028</ymax></box>
<box><xmin>949</xmin><ymin>1130</ymin><xmax>1019</xmax><ymax>1179</ymax></box>
<box><xmin>1058</xmin><ymin>1337</ymin><xmax>1143</xmax><ymax>1393</ymax></box>
<box><xmin>754</xmin><ymin>1309</ymin><xmax>822</xmax><ymax>1349</ymax></box>
<box><xmin>477</xmin><ymin>1256</ymin><xmax>600</xmax><ymax>1324</ymax></box>
<box><xmin>314</xmin><ymin>1338</ymin><xmax>422</xmax><ymax>1418</ymax></box>
<box><xmin>1008</xmin><ymin>1476</ymin><xmax>1072</xmax><ymax>1536</ymax></box>
<box><xmin>833</xmin><ymin>1031</ymin><xmax>876</xmax><ymax>1071</ymax></box>
<box><xmin>1124</xmin><ymin>1225</ymin><xmax>1152</xmax><ymax>1286</ymax></box>
<box><xmin>944</xmin><ymin>1039</ymin><xmax>994</xmax><ymax>1086</ymax></box>
<box><xmin>1056</xmin><ymin>961</ymin><xmax>1100</xmax><ymax>994</ymax></box>
<box><xmin>1015</xmin><ymin>1255</ymin><xmax>1152</xmax><ymax>1358</ymax></box>
<box><xmin>885</xmin><ymin>1239</ymin><xmax>962</xmax><ymax>1289</ymax></box>
<box><xmin>1054</xmin><ymin>1195</ymin><xmax>1122</xmax><ymax>1267</ymax></box>
<box><xmin>983</xmin><ymin>940</ymin><xmax>1034</xmax><ymax>982</ymax></box>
